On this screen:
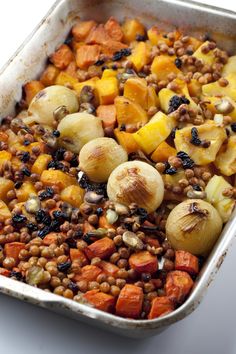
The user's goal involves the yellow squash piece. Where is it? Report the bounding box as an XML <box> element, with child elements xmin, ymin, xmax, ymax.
<box><xmin>205</xmin><ymin>175</ymin><xmax>235</xmax><ymax>222</ymax></box>
<box><xmin>128</xmin><ymin>42</ymin><xmax>150</xmax><ymax>72</ymax></box>
<box><xmin>193</xmin><ymin>41</ymin><xmax>216</xmax><ymax>65</ymax></box>
<box><xmin>41</xmin><ymin>170</ymin><xmax>78</xmax><ymax>190</ymax></box>
<box><xmin>0</xmin><ymin>200</ymin><xmax>11</xmax><ymax>220</ymax></box>
<box><xmin>115</xmin><ymin>96</ymin><xmax>148</xmax><ymax>127</ymax></box>
<box><xmin>147</xmin><ymin>86</ymin><xmax>159</xmax><ymax>109</ymax></box>
<box><xmin>0</xmin><ymin>178</ymin><xmax>14</xmax><ymax>202</ymax></box>
<box><xmin>151</xmin><ymin>141</ymin><xmax>177</xmax><ymax>162</ymax></box>
<box><xmin>158</xmin><ymin>88</ymin><xmax>176</xmax><ymax>113</ymax></box>
<box><xmin>151</xmin><ymin>55</ymin><xmax>181</xmax><ymax>82</ymax></box>
<box><xmin>16</xmin><ymin>182</ymin><xmax>37</xmax><ymax>202</ymax></box>
<box><xmin>0</xmin><ymin>151</ymin><xmax>12</xmax><ymax>168</ymax></box>
<box><xmin>101</xmin><ymin>69</ymin><xmax>117</xmax><ymax>79</ymax></box>
<box><xmin>60</xmin><ymin>185</ymin><xmax>85</xmax><ymax>208</ymax></box>
<box><xmin>31</xmin><ymin>154</ymin><xmax>52</xmax><ymax>176</ymax></box>
<box><xmin>147</xmin><ymin>26</ymin><xmax>171</xmax><ymax>46</ymax></box>
<box><xmin>202</xmin><ymin>74</ymin><xmax>236</xmax><ymax>101</ymax></box>
<box><xmin>96</xmin><ymin>77</ymin><xmax>119</xmax><ymax>105</ymax></box>
<box><xmin>73</xmin><ymin>77</ymin><xmax>99</xmax><ymax>95</ymax></box>
<box><xmin>188</xmin><ymin>79</ymin><xmax>202</xmax><ymax>98</ymax></box>
<box><xmin>133</xmin><ymin>111</ymin><xmax>175</xmax><ymax>154</ymax></box>
<box><xmin>114</xmin><ymin>129</ymin><xmax>139</xmax><ymax>154</ymax></box>
<box><xmin>215</xmin><ymin>135</ymin><xmax>236</xmax><ymax>176</ymax></box>
<box><xmin>174</xmin><ymin>123</ymin><xmax>227</xmax><ymax>165</ymax></box>
<box><xmin>123</xmin><ymin>78</ymin><xmax>148</xmax><ymax>109</ymax></box>
<box><xmin>55</xmin><ymin>72</ymin><xmax>78</xmax><ymax>87</ymax></box>
<box><xmin>222</xmin><ymin>55</ymin><xmax>236</xmax><ymax>77</ymax></box>
<box><xmin>122</xmin><ymin>18</ymin><xmax>146</xmax><ymax>44</ymax></box>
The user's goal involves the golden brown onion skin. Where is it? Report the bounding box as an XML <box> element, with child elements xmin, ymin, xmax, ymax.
<box><xmin>107</xmin><ymin>161</ymin><xmax>164</xmax><ymax>213</ymax></box>
<box><xmin>166</xmin><ymin>199</ymin><xmax>223</xmax><ymax>256</ymax></box>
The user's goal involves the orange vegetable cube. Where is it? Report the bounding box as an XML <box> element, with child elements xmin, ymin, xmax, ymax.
<box><xmin>96</xmin><ymin>77</ymin><xmax>119</xmax><ymax>105</ymax></box>
<box><xmin>74</xmin><ymin>265</ymin><xmax>102</xmax><ymax>282</ymax></box>
<box><xmin>76</xmin><ymin>44</ymin><xmax>101</xmax><ymax>69</ymax></box>
<box><xmin>84</xmin><ymin>289</ymin><xmax>115</xmax><ymax>313</ymax></box>
<box><xmin>151</xmin><ymin>141</ymin><xmax>177</xmax><ymax>162</ymax></box>
<box><xmin>50</xmin><ymin>44</ymin><xmax>74</xmax><ymax>70</ymax></box>
<box><xmin>0</xmin><ymin>177</ymin><xmax>14</xmax><ymax>202</ymax></box>
<box><xmin>98</xmin><ymin>261</ymin><xmax>119</xmax><ymax>277</ymax></box>
<box><xmin>4</xmin><ymin>242</ymin><xmax>25</xmax><ymax>262</ymax></box>
<box><xmin>40</xmin><ymin>170</ymin><xmax>77</xmax><ymax>190</ymax></box>
<box><xmin>55</xmin><ymin>71</ymin><xmax>78</xmax><ymax>87</ymax></box>
<box><xmin>42</xmin><ymin>232</ymin><xmax>61</xmax><ymax>246</ymax></box>
<box><xmin>0</xmin><ymin>151</ymin><xmax>12</xmax><ymax>168</ymax></box>
<box><xmin>84</xmin><ymin>237</ymin><xmax>116</xmax><ymax>260</ymax></box>
<box><xmin>116</xmin><ymin>284</ymin><xmax>143</xmax><ymax>318</ymax></box>
<box><xmin>123</xmin><ymin>78</ymin><xmax>148</xmax><ymax>109</ymax></box>
<box><xmin>0</xmin><ymin>268</ymin><xmax>10</xmax><ymax>277</ymax></box>
<box><xmin>72</xmin><ymin>20</ymin><xmax>97</xmax><ymax>41</ymax></box>
<box><xmin>16</xmin><ymin>182</ymin><xmax>37</xmax><ymax>202</ymax></box>
<box><xmin>175</xmin><ymin>250</ymin><xmax>199</xmax><ymax>275</ymax></box>
<box><xmin>165</xmin><ymin>270</ymin><xmax>194</xmax><ymax>304</ymax></box>
<box><xmin>60</xmin><ymin>185</ymin><xmax>85</xmax><ymax>208</ymax></box>
<box><xmin>115</xmin><ymin>96</ymin><xmax>148</xmax><ymax>127</ymax></box>
<box><xmin>69</xmin><ymin>249</ymin><xmax>88</xmax><ymax>266</ymax></box>
<box><xmin>86</xmin><ymin>24</ymin><xmax>111</xmax><ymax>45</ymax></box>
<box><xmin>114</xmin><ymin>129</ymin><xmax>139</xmax><ymax>154</ymax></box>
<box><xmin>40</xmin><ymin>64</ymin><xmax>60</xmax><ymax>86</ymax></box>
<box><xmin>129</xmin><ymin>251</ymin><xmax>158</xmax><ymax>274</ymax></box>
<box><xmin>96</xmin><ymin>104</ymin><xmax>117</xmax><ymax>129</ymax></box>
<box><xmin>105</xmin><ymin>17</ymin><xmax>123</xmax><ymax>42</ymax></box>
<box><xmin>0</xmin><ymin>200</ymin><xmax>11</xmax><ymax>220</ymax></box>
<box><xmin>24</xmin><ymin>81</ymin><xmax>45</xmax><ymax>105</ymax></box>
<box><xmin>31</xmin><ymin>154</ymin><xmax>52</xmax><ymax>175</ymax></box>
<box><xmin>148</xmin><ymin>296</ymin><xmax>174</xmax><ymax>319</ymax></box>
<box><xmin>122</xmin><ymin>18</ymin><xmax>145</xmax><ymax>44</ymax></box>
<box><xmin>151</xmin><ymin>55</ymin><xmax>181</xmax><ymax>81</ymax></box>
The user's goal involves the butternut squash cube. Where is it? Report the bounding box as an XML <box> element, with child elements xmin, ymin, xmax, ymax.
<box><xmin>122</xmin><ymin>18</ymin><xmax>145</xmax><ymax>44</ymax></box>
<box><xmin>151</xmin><ymin>141</ymin><xmax>177</xmax><ymax>162</ymax></box>
<box><xmin>151</xmin><ymin>55</ymin><xmax>181</xmax><ymax>81</ymax></box>
<box><xmin>128</xmin><ymin>42</ymin><xmax>150</xmax><ymax>71</ymax></box>
<box><xmin>55</xmin><ymin>71</ymin><xmax>78</xmax><ymax>87</ymax></box>
<box><xmin>73</xmin><ymin>77</ymin><xmax>99</xmax><ymax>96</ymax></box>
<box><xmin>60</xmin><ymin>185</ymin><xmax>85</xmax><ymax>208</ymax></box>
<box><xmin>40</xmin><ymin>64</ymin><xmax>60</xmax><ymax>86</ymax></box>
<box><xmin>202</xmin><ymin>74</ymin><xmax>236</xmax><ymax>101</ymax></box>
<box><xmin>188</xmin><ymin>79</ymin><xmax>202</xmax><ymax>97</ymax></box>
<box><xmin>24</xmin><ymin>81</ymin><xmax>45</xmax><ymax>106</ymax></box>
<box><xmin>148</xmin><ymin>26</ymin><xmax>171</xmax><ymax>46</ymax></box>
<box><xmin>76</xmin><ymin>44</ymin><xmax>100</xmax><ymax>69</ymax></box>
<box><xmin>16</xmin><ymin>182</ymin><xmax>37</xmax><ymax>202</ymax></box>
<box><xmin>158</xmin><ymin>88</ymin><xmax>176</xmax><ymax>113</ymax></box>
<box><xmin>222</xmin><ymin>55</ymin><xmax>236</xmax><ymax>77</ymax></box>
<box><xmin>31</xmin><ymin>154</ymin><xmax>52</xmax><ymax>176</ymax></box>
<box><xmin>133</xmin><ymin>111</ymin><xmax>175</xmax><ymax>154</ymax></box>
<box><xmin>96</xmin><ymin>77</ymin><xmax>119</xmax><ymax>105</ymax></box>
<box><xmin>174</xmin><ymin>123</ymin><xmax>227</xmax><ymax>165</ymax></box>
<box><xmin>0</xmin><ymin>151</ymin><xmax>12</xmax><ymax>168</ymax></box>
<box><xmin>72</xmin><ymin>20</ymin><xmax>97</xmax><ymax>41</ymax></box>
<box><xmin>0</xmin><ymin>178</ymin><xmax>14</xmax><ymax>202</ymax></box>
<box><xmin>0</xmin><ymin>200</ymin><xmax>11</xmax><ymax>220</ymax></box>
<box><xmin>215</xmin><ymin>135</ymin><xmax>236</xmax><ymax>176</ymax></box>
<box><xmin>114</xmin><ymin>129</ymin><xmax>139</xmax><ymax>154</ymax></box>
<box><xmin>41</xmin><ymin>170</ymin><xmax>77</xmax><ymax>190</ymax></box>
<box><xmin>193</xmin><ymin>41</ymin><xmax>216</xmax><ymax>65</ymax></box>
<box><xmin>124</xmin><ymin>78</ymin><xmax>148</xmax><ymax>109</ymax></box>
<box><xmin>115</xmin><ymin>96</ymin><xmax>148</xmax><ymax>127</ymax></box>
<box><xmin>147</xmin><ymin>86</ymin><xmax>159</xmax><ymax>109</ymax></box>
<box><xmin>102</xmin><ymin>69</ymin><xmax>117</xmax><ymax>79</ymax></box>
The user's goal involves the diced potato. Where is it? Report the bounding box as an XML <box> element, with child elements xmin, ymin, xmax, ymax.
<box><xmin>202</xmin><ymin>74</ymin><xmax>236</xmax><ymax>101</ymax></box>
<box><xmin>31</xmin><ymin>154</ymin><xmax>52</xmax><ymax>175</ymax></box>
<box><xmin>222</xmin><ymin>55</ymin><xmax>236</xmax><ymax>77</ymax></box>
<box><xmin>96</xmin><ymin>77</ymin><xmax>119</xmax><ymax>105</ymax></box>
<box><xmin>128</xmin><ymin>42</ymin><xmax>150</xmax><ymax>71</ymax></box>
<box><xmin>174</xmin><ymin>123</ymin><xmax>227</xmax><ymax>165</ymax></box>
<box><xmin>0</xmin><ymin>151</ymin><xmax>12</xmax><ymax>168</ymax></box>
<box><xmin>60</xmin><ymin>185</ymin><xmax>85</xmax><ymax>208</ymax></box>
<box><xmin>41</xmin><ymin>170</ymin><xmax>77</xmax><ymax>190</ymax></box>
<box><xmin>114</xmin><ymin>129</ymin><xmax>139</xmax><ymax>153</ymax></box>
<box><xmin>151</xmin><ymin>141</ymin><xmax>177</xmax><ymax>162</ymax></box>
<box><xmin>40</xmin><ymin>65</ymin><xmax>60</xmax><ymax>86</ymax></box>
<box><xmin>158</xmin><ymin>88</ymin><xmax>176</xmax><ymax>113</ymax></box>
<box><xmin>133</xmin><ymin>111</ymin><xmax>175</xmax><ymax>154</ymax></box>
<box><xmin>115</xmin><ymin>96</ymin><xmax>148</xmax><ymax>127</ymax></box>
<box><xmin>24</xmin><ymin>81</ymin><xmax>45</xmax><ymax>105</ymax></box>
<box><xmin>101</xmin><ymin>69</ymin><xmax>117</xmax><ymax>79</ymax></box>
<box><xmin>0</xmin><ymin>200</ymin><xmax>11</xmax><ymax>220</ymax></box>
<box><xmin>151</xmin><ymin>55</ymin><xmax>181</xmax><ymax>81</ymax></box>
<box><xmin>122</xmin><ymin>18</ymin><xmax>145</xmax><ymax>44</ymax></box>
<box><xmin>16</xmin><ymin>182</ymin><xmax>37</xmax><ymax>202</ymax></box>
<box><xmin>215</xmin><ymin>136</ymin><xmax>236</xmax><ymax>176</ymax></box>
<box><xmin>205</xmin><ymin>175</ymin><xmax>235</xmax><ymax>222</ymax></box>
<box><xmin>55</xmin><ymin>72</ymin><xmax>78</xmax><ymax>87</ymax></box>
<box><xmin>123</xmin><ymin>78</ymin><xmax>148</xmax><ymax>109</ymax></box>
<box><xmin>0</xmin><ymin>178</ymin><xmax>14</xmax><ymax>202</ymax></box>
<box><xmin>193</xmin><ymin>41</ymin><xmax>216</xmax><ymax>65</ymax></box>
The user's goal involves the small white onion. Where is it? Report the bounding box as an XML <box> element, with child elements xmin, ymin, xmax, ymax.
<box><xmin>166</xmin><ymin>199</ymin><xmax>223</xmax><ymax>256</ymax></box>
<box><xmin>28</xmin><ymin>85</ymin><xmax>79</xmax><ymax>127</ymax></box>
<box><xmin>79</xmin><ymin>137</ymin><xmax>128</xmax><ymax>182</ymax></box>
<box><xmin>58</xmin><ymin>112</ymin><xmax>104</xmax><ymax>154</ymax></box>
<box><xmin>107</xmin><ymin>161</ymin><xmax>164</xmax><ymax>213</ymax></box>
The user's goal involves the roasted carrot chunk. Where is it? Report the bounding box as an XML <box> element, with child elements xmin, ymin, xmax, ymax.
<box><xmin>73</xmin><ymin>265</ymin><xmax>102</xmax><ymax>282</ymax></box>
<box><xmin>98</xmin><ymin>215</ymin><xmax>116</xmax><ymax>230</ymax></box>
<box><xmin>145</xmin><ymin>236</ymin><xmax>160</xmax><ymax>248</ymax></box>
<box><xmin>129</xmin><ymin>251</ymin><xmax>158</xmax><ymax>273</ymax></box>
<box><xmin>86</xmin><ymin>24</ymin><xmax>111</xmax><ymax>45</ymax></box>
<box><xmin>83</xmin><ymin>289</ymin><xmax>116</xmax><ymax>313</ymax></box>
<box><xmin>101</xmin><ymin>40</ymin><xmax>127</xmax><ymax>56</ymax></box>
<box><xmin>96</xmin><ymin>104</ymin><xmax>117</xmax><ymax>129</ymax></box>
<box><xmin>165</xmin><ymin>270</ymin><xmax>194</xmax><ymax>304</ymax></box>
<box><xmin>116</xmin><ymin>284</ymin><xmax>143</xmax><ymax>319</ymax></box>
<box><xmin>24</xmin><ymin>80</ymin><xmax>45</xmax><ymax>105</ymax></box>
<box><xmin>148</xmin><ymin>296</ymin><xmax>174</xmax><ymax>319</ymax></box>
<box><xmin>76</xmin><ymin>44</ymin><xmax>101</xmax><ymax>69</ymax></box>
<box><xmin>42</xmin><ymin>232</ymin><xmax>60</xmax><ymax>246</ymax></box>
<box><xmin>40</xmin><ymin>64</ymin><xmax>60</xmax><ymax>86</ymax></box>
<box><xmin>0</xmin><ymin>267</ymin><xmax>10</xmax><ymax>277</ymax></box>
<box><xmin>50</xmin><ymin>44</ymin><xmax>74</xmax><ymax>70</ymax></box>
<box><xmin>84</xmin><ymin>237</ymin><xmax>116</xmax><ymax>260</ymax></box>
<box><xmin>72</xmin><ymin>20</ymin><xmax>97</xmax><ymax>41</ymax></box>
<box><xmin>105</xmin><ymin>17</ymin><xmax>123</xmax><ymax>42</ymax></box>
<box><xmin>175</xmin><ymin>250</ymin><xmax>199</xmax><ymax>275</ymax></box>
<box><xmin>98</xmin><ymin>261</ymin><xmax>119</xmax><ymax>277</ymax></box>
<box><xmin>4</xmin><ymin>242</ymin><xmax>25</xmax><ymax>262</ymax></box>
<box><xmin>64</xmin><ymin>61</ymin><xmax>78</xmax><ymax>78</ymax></box>
<box><xmin>69</xmin><ymin>248</ymin><xmax>88</xmax><ymax>266</ymax></box>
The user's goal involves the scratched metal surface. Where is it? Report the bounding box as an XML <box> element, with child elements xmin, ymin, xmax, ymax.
<box><xmin>0</xmin><ymin>0</ymin><xmax>236</xmax><ymax>338</ymax></box>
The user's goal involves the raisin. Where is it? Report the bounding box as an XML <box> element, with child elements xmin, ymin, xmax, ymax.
<box><xmin>190</xmin><ymin>127</ymin><xmax>201</xmax><ymax>146</ymax></box>
<box><xmin>57</xmin><ymin>261</ymin><xmax>71</xmax><ymax>273</ymax></box>
<box><xmin>175</xmin><ymin>58</ymin><xmax>182</xmax><ymax>68</ymax></box>
<box><xmin>14</xmin><ymin>181</ymin><xmax>23</xmax><ymax>189</ymax></box>
<box><xmin>38</xmin><ymin>226</ymin><xmax>51</xmax><ymax>239</ymax></box>
<box><xmin>112</xmin><ymin>48</ymin><xmax>132</xmax><ymax>61</ymax></box>
<box><xmin>168</xmin><ymin>95</ymin><xmax>190</xmax><ymax>114</ymax></box>
<box><xmin>231</xmin><ymin>123</ymin><xmax>236</xmax><ymax>132</ymax></box>
<box><xmin>192</xmin><ymin>184</ymin><xmax>202</xmax><ymax>191</ymax></box>
<box><xmin>53</xmin><ymin>130</ymin><xmax>60</xmax><ymax>137</ymax></box>
<box><xmin>23</xmin><ymin>140</ymin><xmax>30</xmax><ymax>146</ymax></box>
<box><xmin>68</xmin><ymin>281</ymin><xmax>79</xmax><ymax>293</ymax></box>
<box><xmin>26</xmin><ymin>222</ymin><xmax>38</xmax><ymax>231</ymax></box>
<box><xmin>136</xmin><ymin>208</ymin><xmax>148</xmax><ymax>223</ymax></box>
<box><xmin>177</xmin><ymin>151</ymin><xmax>195</xmax><ymax>169</ymax></box>
<box><xmin>20</xmin><ymin>152</ymin><xmax>30</xmax><ymax>163</ymax></box>
<box><xmin>10</xmin><ymin>271</ymin><xmax>23</xmax><ymax>280</ymax></box>
<box><xmin>94</xmin><ymin>59</ymin><xmax>105</xmax><ymax>66</ymax></box>
<box><xmin>22</xmin><ymin>167</ymin><xmax>31</xmax><ymax>177</ymax></box>
<box><xmin>53</xmin><ymin>148</ymin><xmax>66</xmax><ymax>161</ymax></box>
<box><xmin>12</xmin><ymin>214</ymin><xmax>27</xmax><ymax>224</ymax></box>
<box><xmin>163</xmin><ymin>162</ymin><xmax>177</xmax><ymax>175</ymax></box>
<box><xmin>136</xmin><ymin>34</ymin><xmax>146</xmax><ymax>41</ymax></box>
<box><xmin>120</xmin><ymin>124</ymin><xmax>126</xmax><ymax>131</ymax></box>
<box><xmin>96</xmin><ymin>207</ymin><xmax>103</xmax><ymax>216</ymax></box>
<box><xmin>39</xmin><ymin>187</ymin><xmax>54</xmax><ymax>201</ymax></box>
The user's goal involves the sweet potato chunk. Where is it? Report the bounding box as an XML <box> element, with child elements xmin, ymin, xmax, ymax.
<box><xmin>42</xmin><ymin>232</ymin><xmax>60</xmax><ymax>246</ymax></box>
<box><xmin>86</xmin><ymin>24</ymin><xmax>111</xmax><ymax>45</ymax></box>
<box><xmin>84</xmin><ymin>237</ymin><xmax>116</xmax><ymax>260</ymax></box>
<box><xmin>40</xmin><ymin>64</ymin><xmax>60</xmax><ymax>86</ymax></box>
<box><xmin>114</xmin><ymin>129</ymin><xmax>139</xmax><ymax>154</ymax></box>
<box><xmin>116</xmin><ymin>284</ymin><xmax>143</xmax><ymax>319</ymax></box>
<box><xmin>31</xmin><ymin>154</ymin><xmax>52</xmax><ymax>175</ymax></box>
<box><xmin>105</xmin><ymin>17</ymin><xmax>123</xmax><ymax>42</ymax></box>
<box><xmin>76</xmin><ymin>44</ymin><xmax>100</xmax><ymax>69</ymax></box>
<box><xmin>98</xmin><ymin>261</ymin><xmax>119</xmax><ymax>277</ymax></box>
<box><xmin>60</xmin><ymin>185</ymin><xmax>85</xmax><ymax>208</ymax></box>
<box><xmin>40</xmin><ymin>170</ymin><xmax>77</xmax><ymax>190</ymax></box>
<box><xmin>0</xmin><ymin>200</ymin><xmax>11</xmax><ymax>220</ymax></box>
<box><xmin>96</xmin><ymin>104</ymin><xmax>117</xmax><ymax>129</ymax></box>
<box><xmin>50</xmin><ymin>44</ymin><xmax>74</xmax><ymax>69</ymax></box>
<box><xmin>72</xmin><ymin>20</ymin><xmax>97</xmax><ymax>41</ymax></box>
<box><xmin>69</xmin><ymin>248</ymin><xmax>88</xmax><ymax>266</ymax></box>
<box><xmin>175</xmin><ymin>250</ymin><xmax>199</xmax><ymax>275</ymax></box>
<box><xmin>4</xmin><ymin>242</ymin><xmax>25</xmax><ymax>262</ymax></box>
<box><xmin>84</xmin><ymin>289</ymin><xmax>115</xmax><ymax>313</ymax></box>
<box><xmin>74</xmin><ymin>265</ymin><xmax>102</xmax><ymax>282</ymax></box>
<box><xmin>24</xmin><ymin>81</ymin><xmax>45</xmax><ymax>105</ymax></box>
<box><xmin>0</xmin><ymin>267</ymin><xmax>10</xmax><ymax>277</ymax></box>
<box><xmin>129</xmin><ymin>251</ymin><xmax>158</xmax><ymax>273</ymax></box>
<box><xmin>148</xmin><ymin>296</ymin><xmax>174</xmax><ymax>319</ymax></box>
<box><xmin>0</xmin><ymin>177</ymin><xmax>14</xmax><ymax>202</ymax></box>
<box><xmin>165</xmin><ymin>270</ymin><xmax>194</xmax><ymax>304</ymax></box>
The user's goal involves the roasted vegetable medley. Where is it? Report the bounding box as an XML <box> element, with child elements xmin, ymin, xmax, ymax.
<box><xmin>0</xmin><ymin>16</ymin><xmax>235</xmax><ymax>320</ymax></box>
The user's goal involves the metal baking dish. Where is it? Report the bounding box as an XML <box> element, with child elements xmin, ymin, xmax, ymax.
<box><xmin>0</xmin><ymin>0</ymin><xmax>236</xmax><ymax>339</ymax></box>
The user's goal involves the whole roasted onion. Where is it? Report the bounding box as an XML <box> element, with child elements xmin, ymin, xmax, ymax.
<box><xmin>107</xmin><ymin>160</ymin><xmax>164</xmax><ymax>213</ymax></box>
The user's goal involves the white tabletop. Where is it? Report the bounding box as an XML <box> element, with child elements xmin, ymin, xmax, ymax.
<box><xmin>0</xmin><ymin>1</ymin><xmax>235</xmax><ymax>353</ymax></box>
